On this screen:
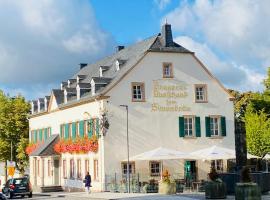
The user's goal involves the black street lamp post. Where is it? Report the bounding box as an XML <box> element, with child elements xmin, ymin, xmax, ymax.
<box><xmin>119</xmin><ymin>105</ymin><xmax>130</xmax><ymax>193</ymax></box>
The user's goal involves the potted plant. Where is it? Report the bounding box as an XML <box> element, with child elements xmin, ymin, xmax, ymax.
<box><xmin>235</xmin><ymin>166</ymin><xmax>261</xmax><ymax>200</ymax></box>
<box><xmin>158</xmin><ymin>169</ymin><xmax>176</xmax><ymax>195</ymax></box>
<box><xmin>205</xmin><ymin>167</ymin><xmax>226</xmax><ymax>199</ymax></box>
<box><xmin>143</xmin><ymin>179</ymin><xmax>158</xmax><ymax>193</ymax></box>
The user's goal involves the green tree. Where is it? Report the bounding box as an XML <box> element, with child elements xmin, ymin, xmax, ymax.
<box><xmin>0</xmin><ymin>90</ymin><xmax>30</xmax><ymax>176</ymax></box>
<box><xmin>244</xmin><ymin>104</ymin><xmax>270</xmax><ymax>158</ymax></box>
<box><xmin>263</xmin><ymin>67</ymin><xmax>270</xmax><ymax>96</ymax></box>
<box><xmin>16</xmin><ymin>138</ymin><xmax>29</xmax><ymax>175</ymax></box>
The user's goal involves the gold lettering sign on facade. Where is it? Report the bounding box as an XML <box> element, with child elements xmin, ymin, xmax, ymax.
<box><xmin>152</xmin><ymin>80</ymin><xmax>191</xmax><ymax>112</ymax></box>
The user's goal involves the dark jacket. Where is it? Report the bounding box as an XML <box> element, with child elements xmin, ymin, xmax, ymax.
<box><xmin>85</xmin><ymin>174</ymin><xmax>91</xmax><ymax>187</ymax></box>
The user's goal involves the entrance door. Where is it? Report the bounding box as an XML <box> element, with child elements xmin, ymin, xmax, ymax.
<box><xmin>34</xmin><ymin>158</ymin><xmax>37</xmax><ymax>186</ymax></box>
<box><xmin>54</xmin><ymin>159</ymin><xmax>60</xmax><ymax>186</ymax></box>
<box><xmin>184</xmin><ymin>161</ymin><xmax>196</xmax><ymax>186</ymax></box>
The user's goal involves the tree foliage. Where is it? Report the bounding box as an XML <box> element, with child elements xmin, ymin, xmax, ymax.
<box><xmin>244</xmin><ymin>104</ymin><xmax>270</xmax><ymax>158</ymax></box>
<box><xmin>0</xmin><ymin>90</ymin><xmax>30</xmax><ymax>174</ymax></box>
<box><xmin>263</xmin><ymin>67</ymin><xmax>270</xmax><ymax>96</ymax></box>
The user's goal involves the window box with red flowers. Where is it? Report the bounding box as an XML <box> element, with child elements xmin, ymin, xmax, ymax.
<box><xmin>25</xmin><ymin>142</ymin><xmax>42</xmax><ymax>155</ymax></box>
<box><xmin>54</xmin><ymin>135</ymin><xmax>98</xmax><ymax>154</ymax></box>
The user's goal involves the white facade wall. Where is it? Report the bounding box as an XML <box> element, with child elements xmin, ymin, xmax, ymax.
<box><xmin>103</xmin><ymin>52</ymin><xmax>234</xmax><ymax>179</ymax></box>
<box><xmin>29</xmin><ymin>51</ymin><xmax>234</xmax><ymax>191</ymax></box>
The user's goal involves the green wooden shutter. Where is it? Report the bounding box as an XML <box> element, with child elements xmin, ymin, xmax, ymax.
<box><xmin>96</xmin><ymin>118</ymin><xmax>100</xmax><ymax>136</ymax></box>
<box><xmin>65</xmin><ymin>124</ymin><xmax>69</xmax><ymax>139</ymax></box>
<box><xmin>72</xmin><ymin>122</ymin><xmax>76</xmax><ymax>140</ymax></box>
<box><xmin>221</xmin><ymin>116</ymin><xmax>226</xmax><ymax>136</ymax></box>
<box><xmin>205</xmin><ymin>117</ymin><xmax>211</xmax><ymax>137</ymax></box>
<box><xmin>79</xmin><ymin>121</ymin><xmax>84</xmax><ymax>137</ymax></box>
<box><xmin>195</xmin><ymin>117</ymin><xmax>201</xmax><ymax>137</ymax></box>
<box><xmin>39</xmin><ymin>129</ymin><xmax>43</xmax><ymax>141</ymax></box>
<box><xmin>88</xmin><ymin>119</ymin><xmax>93</xmax><ymax>138</ymax></box>
<box><xmin>179</xmin><ymin>117</ymin><xmax>184</xmax><ymax>137</ymax></box>
<box><xmin>34</xmin><ymin>130</ymin><xmax>37</xmax><ymax>143</ymax></box>
<box><xmin>60</xmin><ymin>125</ymin><xmax>63</xmax><ymax>139</ymax></box>
<box><xmin>49</xmin><ymin>127</ymin><xmax>51</xmax><ymax>137</ymax></box>
<box><xmin>44</xmin><ymin>128</ymin><xmax>48</xmax><ymax>140</ymax></box>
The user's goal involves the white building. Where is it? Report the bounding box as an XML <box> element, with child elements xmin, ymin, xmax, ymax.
<box><xmin>29</xmin><ymin>24</ymin><xmax>235</xmax><ymax>192</ymax></box>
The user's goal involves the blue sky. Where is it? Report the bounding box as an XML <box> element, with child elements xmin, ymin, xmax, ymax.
<box><xmin>0</xmin><ymin>0</ymin><xmax>269</xmax><ymax>100</ymax></box>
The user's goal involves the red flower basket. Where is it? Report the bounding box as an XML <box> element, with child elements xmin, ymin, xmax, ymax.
<box><xmin>53</xmin><ymin>136</ymin><xmax>99</xmax><ymax>154</ymax></box>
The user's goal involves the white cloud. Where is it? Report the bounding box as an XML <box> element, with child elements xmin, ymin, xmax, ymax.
<box><xmin>0</xmin><ymin>0</ymin><xmax>115</xmax><ymax>99</ymax></box>
<box><xmin>163</xmin><ymin>0</ymin><xmax>270</xmax><ymax>91</ymax></box>
<box><xmin>154</xmin><ymin>0</ymin><xmax>171</xmax><ymax>10</ymax></box>
<box><xmin>175</xmin><ymin>36</ymin><xmax>264</xmax><ymax>92</ymax></box>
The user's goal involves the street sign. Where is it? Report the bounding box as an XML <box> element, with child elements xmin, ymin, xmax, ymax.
<box><xmin>7</xmin><ymin>160</ymin><xmax>16</xmax><ymax>177</ymax></box>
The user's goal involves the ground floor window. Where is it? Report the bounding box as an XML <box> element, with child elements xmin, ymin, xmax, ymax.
<box><xmin>211</xmin><ymin>159</ymin><xmax>223</xmax><ymax>172</ymax></box>
<box><xmin>121</xmin><ymin>162</ymin><xmax>135</xmax><ymax>175</ymax></box>
<box><xmin>63</xmin><ymin>160</ymin><xmax>67</xmax><ymax>178</ymax></box>
<box><xmin>149</xmin><ymin>161</ymin><xmax>161</xmax><ymax>176</ymax></box>
<box><xmin>48</xmin><ymin>160</ymin><xmax>51</xmax><ymax>177</ymax></box>
<box><xmin>94</xmin><ymin>159</ymin><xmax>99</xmax><ymax>181</ymax></box>
<box><xmin>70</xmin><ymin>159</ymin><xmax>75</xmax><ymax>178</ymax></box>
<box><xmin>77</xmin><ymin>159</ymin><xmax>82</xmax><ymax>179</ymax></box>
<box><xmin>85</xmin><ymin>159</ymin><xmax>89</xmax><ymax>176</ymax></box>
<box><xmin>37</xmin><ymin>160</ymin><xmax>40</xmax><ymax>177</ymax></box>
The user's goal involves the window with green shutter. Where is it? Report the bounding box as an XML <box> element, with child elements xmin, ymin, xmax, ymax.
<box><xmin>195</xmin><ymin>116</ymin><xmax>201</xmax><ymax>137</ymax></box>
<box><xmin>39</xmin><ymin>129</ymin><xmax>43</xmax><ymax>142</ymax></box>
<box><xmin>44</xmin><ymin>128</ymin><xmax>48</xmax><ymax>140</ymax></box>
<box><xmin>65</xmin><ymin>124</ymin><xmax>69</xmax><ymax>139</ymax></box>
<box><xmin>179</xmin><ymin>117</ymin><xmax>184</xmax><ymax>137</ymax></box>
<box><xmin>221</xmin><ymin>116</ymin><xmax>226</xmax><ymax>136</ymax></box>
<box><xmin>72</xmin><ymin>122</ymin><xmax>76</xmax><ymax>140</ymax></box>
<box><xmin>79</xmin><ymin>120</ymin><xmax>84</xmax><ymax>137</ymax></box>
<box><xmin>205</xmin><ymin>117</ymin><xmax>211</xmax><ymax>137</ymax></box>
<box><xmin>34</xmin><ymin>130</ymin><xmax>37</xmax><ymax>143</ymax></box>
<box><xmin>60</xmin><ymin>125</ymin><xmax>63</xmax><ymax>139</ymax></box>
<box><xmin>88</xmin><ymin>119</ymin><xmax>93</xmax><ymax>138</ymax></box>
<box><xmin>96</xmin><ymin>118</ymin><xmax>100</xmax><ymax>136</ymax></box>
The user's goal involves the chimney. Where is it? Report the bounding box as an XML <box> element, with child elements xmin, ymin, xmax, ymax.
<box><xmin>116</xmin><ymin>46</ymin><xmax>125</xmax><ymax>51</ymax></box>
<box><xmin>79</xmin><ymin>63</ymin><xmax>88</xmax><ymax>69</ymax></box>
<box><xmin>161</xmin><ymin>23</ymin><xmax>174</xmax><ymax>47</ymax></box>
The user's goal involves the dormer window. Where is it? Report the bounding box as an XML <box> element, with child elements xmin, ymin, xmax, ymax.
<box><xmin>76</xmin><ymin>85</ymin><xmax>80</xmax><ymax>100</ymax></box>
<box><xmin>115</xmin><ymin>60</ymin><xmax>120</xmax><ymax>71</ymax></box>
<box><xmin>99</xmin><ymin>67</ymin><xmax>103</xmax><ymax>77</ymax></box>
<box><xmin>91</xmin><ymin>79</ymin><xmax>96</xmax><ymax>95</ymax></box>
<box><xmin>163</xmin><ymin>62</ymin><xmax>173</xmax><ymax>78</ymax></box>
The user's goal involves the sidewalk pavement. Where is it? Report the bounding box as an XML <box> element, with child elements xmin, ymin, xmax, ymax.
<box><xmin>35</xmin><ymin>191</ymin><xmax>270</xmax><ymax>200</ymax></box>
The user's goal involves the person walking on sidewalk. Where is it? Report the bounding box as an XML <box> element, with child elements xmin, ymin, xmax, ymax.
<box><xmin>84</xmin><ymin>172</ymin><xmax>91</xmax><ymax>194</ymax></box>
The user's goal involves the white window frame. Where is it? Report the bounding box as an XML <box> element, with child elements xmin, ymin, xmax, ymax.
<box><xmin>211</xmin><ymin>159</ymin><xmax>223</xmax><ymax>172</ymax></box>
<box><xmin>163</xmin><ymin>63</ymin><xmax>173</xmax><ymax>78</ymax></box>
<box><xmin>195</xmin><ymin>84</ymin><xmax>207</xmax><ymax>102</ymax></box>
<box><xmin>210</xmin><ymin>116</ymin><xmax>221</xmax><ymax>136</ymax></box>
<box><xmin>184</xmin><ymin>116</ymin><xmax>195</xmax><ymax>137</ymax></box>
<box><xmin>131</xmin><ymin>82</ymin><xmax>145</xmax><ymax>102</ymax></box>
<box><xmin>150</xmin><ymin>161</ymin><xmax>161</xmax><ymax>176</ymax></box>
<box><xmin>121</xmin><ymin>162</ymin><xmax>135</xmax><ymax>175</ymax></box>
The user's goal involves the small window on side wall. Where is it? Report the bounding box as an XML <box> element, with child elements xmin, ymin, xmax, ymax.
<box><xmin>195</xmin><ymin>84</ymin><xmax>207</xmax><ymax>103</ymax></box>
<box><xmin>163</xmin><ymin>62</ymin><xmax>173</xmax><ymax>78</ymax></box>
<box><xmin>149</xmin><ymin>161</ymin><xmax>161</xmax><ymax>176</ymax></box>
<box><xmin>131</xmin><ymin>82</ymin><xmax>145</xmax><ymax>102</ymax></box>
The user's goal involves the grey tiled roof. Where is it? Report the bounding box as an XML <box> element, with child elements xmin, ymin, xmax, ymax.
<box><xmin>78</xmin><ymin>83</ymin><xmax>91</xmax><ymax>88</ymax></box>
<box><xmin>92</xmin><ymin>77</ymin><xmax>112</xmax><ymax>84</ymax></box>
<box><xmin>30</xmin><ymin>134</ymin><xmax>59</xmax><ymax>156</ymax></box>
<box><xmin>65</xmin><ymin>88</ymin><xmax>76</xmax><ymax>93</ymax></box>
<box><xmin>32</xmin><ymin>24</ymin><xmax>193</xmax><ymax>109</ymax></box>
<box><xmin>52</xmin><ymin>89</ymin><xmax>64</xmax><ymax>105</ymax></box>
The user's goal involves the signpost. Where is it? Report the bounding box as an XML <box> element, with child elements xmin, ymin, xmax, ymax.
<box><xmin>7</xmin><ymin>160</ymin><xmax>16</xmax><ymax>177</ymax></box>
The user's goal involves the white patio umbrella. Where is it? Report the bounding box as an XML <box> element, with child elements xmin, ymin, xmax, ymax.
<box><xmin>190</xmin><ymin>145</ymin><xmax>259</xmax><ymax>160</ymax></box>
<box><xmin>127</xmin><ymin>147</ymin><xmax>190</xmax><ymax>161</ymax></box>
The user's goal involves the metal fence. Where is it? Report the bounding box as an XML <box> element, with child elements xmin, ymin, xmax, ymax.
<box><xmin>104</xmin><ymin>172</ymin><xmax>188</xmax><ymax>193</ymax></box>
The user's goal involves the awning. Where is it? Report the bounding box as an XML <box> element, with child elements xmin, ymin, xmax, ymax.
<box><xmin>30</xmin><ymin>134</ymin><xmax>60</xmax><ymax>157</ymax></box>
<box><xmin>124</xmin><ymin>147</ymin><xmax>190</xmax><ymax>161</ymax></box>
<box><xmin>190</xmin><ymin>145</ymin><xmax>259</xmax><ymax>160</ymax></box>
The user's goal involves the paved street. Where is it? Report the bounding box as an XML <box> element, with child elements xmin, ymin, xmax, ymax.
<box><xmin>3</xmin><ymin>192</ymin><xmax>270</xmax><ymax>200</ymax></box>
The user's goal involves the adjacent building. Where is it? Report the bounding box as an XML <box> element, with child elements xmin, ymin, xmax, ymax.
<box><xmin>29</xmin><ymin>24</ymin><xmax>235</xmax><ymax>192</ymax></box>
